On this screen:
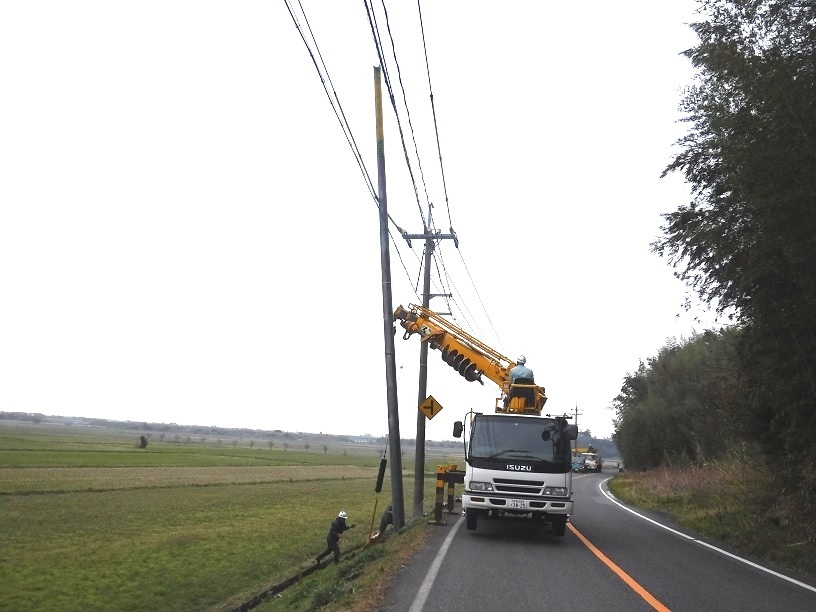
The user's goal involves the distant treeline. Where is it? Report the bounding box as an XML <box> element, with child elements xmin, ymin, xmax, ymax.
<box><xmin>0</xmin><ymin>412</ymin><xmax>462</xmax><ymax>448</ymax></box>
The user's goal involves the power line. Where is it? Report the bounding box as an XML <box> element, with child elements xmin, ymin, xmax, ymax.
<box><xmin>377</xmin><ymin>0</ymin><xmax>434</xmax><ymax>228</ymax></box>
<box><xmin>417</xmin><ymin>0</ymin><xmax>454</xmax><ymax>232</ymax></box>
<box><xmin>364</xmin><ymin>0</ymin><xmax>428</xmax><ymax>229</ymax></box>
<box><xmin>285</xmin><ymin>0</ymin><xmax>375</xmax><ymax>200</ymax></box>
<box><xmin>288</xmin><ymin>1</ymin><xmax>501</xmax><ymax>352</ymax></box>
<box><xmin>285</xmin><ymin>0</ymin><xmax>408</xmax><ymax>236</ymax></box>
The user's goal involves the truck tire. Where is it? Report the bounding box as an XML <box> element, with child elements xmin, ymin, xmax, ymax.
<box><xmin>465</xmin><ymin>508</ymin><xmax>478</xmax><ymax>531</ymax></box>
<box><xmin>551</xmin><ymin>516</ymin><xmax>567</xmax><ymax>536</ymax></box>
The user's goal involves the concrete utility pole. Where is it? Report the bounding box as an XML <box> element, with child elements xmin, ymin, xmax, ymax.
<box><xmin>401</xmin><ymin>221</ymin><xmax>457</xmax><ymax>519</ymax></box>
<box><xmin>573</xmin><ymin>403</ymin><xmax>582</xmax><ymax>454</ymax></box>
<box><xmin>374</xmin><ymin>66</ymin><xmax>405</xmax><ymax>531</ymax></box>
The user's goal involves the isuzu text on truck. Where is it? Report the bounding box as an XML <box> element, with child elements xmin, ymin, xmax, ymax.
<box><xmin>394</xmin><ymin>304</ymin><xmax>577</xmax><ymax>536</ymax></box>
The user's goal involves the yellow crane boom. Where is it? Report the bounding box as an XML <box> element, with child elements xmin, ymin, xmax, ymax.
<box><xmin>393</xmin><ymin>304</ymin><xmax>547</xmax><ymax>414</ymax></box>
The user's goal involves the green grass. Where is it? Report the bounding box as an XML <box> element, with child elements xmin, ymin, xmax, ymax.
<box><xmin>0</xmin><ymin>423</ymin><xmax>462</xmax><ymax>611</ymax></box>
<box><xmin>609</xmin><ymin>457</ymin><xmax>816</xmax><ymax>580</ymax></box>
<box><xmin>255</xmin><ymin>520</ymin><xmax>431</xmax><ymax>611</ymax></box>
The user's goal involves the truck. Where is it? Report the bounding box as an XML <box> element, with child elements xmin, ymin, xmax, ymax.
<box><xmin>573</xmin><ymin>446</ymin><xmax>603</xmax><ymax>473</ymax></box>
<box><xmin>580</xmin><ymin>452</ymin><xmax>603</xmax><ymax>473</ymax></box>
<box><xmin>394</xmin><ymin>304</ymin><xmax>577</xmax><ymax>536</ymax></box>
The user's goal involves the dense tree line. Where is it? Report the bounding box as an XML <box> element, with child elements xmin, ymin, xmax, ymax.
<box><xmin>617</xmin><ymin>0</ymin><xmax>816</xmax><ymax>537</ymax></box>
<box><xmin>613</xmin><ymin>329</ymin><xmax>745</xmax><ymax>468</ymax></box>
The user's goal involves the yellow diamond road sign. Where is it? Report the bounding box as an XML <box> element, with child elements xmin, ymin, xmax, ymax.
<box><xmin>419</xmin><ymin>395</ymin><xmax>443</xmax><ymax>420</ymax></box>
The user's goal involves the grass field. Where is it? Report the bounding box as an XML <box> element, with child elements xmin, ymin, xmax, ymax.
<box><xmin>0</xmin><ymin>420</ymin><xmax>463</xmax><ymax>611</ymax></box>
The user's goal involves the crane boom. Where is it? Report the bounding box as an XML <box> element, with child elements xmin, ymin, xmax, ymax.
<box><xmin>393</xmin><ymin>304</ymin><xmax>547</xmax><ymax>414</ymax></box>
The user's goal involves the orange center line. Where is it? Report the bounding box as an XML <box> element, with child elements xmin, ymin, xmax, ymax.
<box><xmin>568</xmin><ymin>522</ymin><xmax>671</xmax><ymax>612</ymax></box>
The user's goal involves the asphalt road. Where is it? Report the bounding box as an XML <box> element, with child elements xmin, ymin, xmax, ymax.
<box><xmin>381</xmin><ymin>470</ymin><xmax>816</xmax><ymax>611</ymax></box>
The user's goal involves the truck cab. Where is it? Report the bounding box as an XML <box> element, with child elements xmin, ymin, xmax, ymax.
<box><xmin>580</xmin><ymin>452</ymin><xmax>603</xmax><ymax>473</ymax></box>
<box><xmin>454</xmin><ymin>412</ymin><xmax>577</xmax><ymax>535</ymax></box>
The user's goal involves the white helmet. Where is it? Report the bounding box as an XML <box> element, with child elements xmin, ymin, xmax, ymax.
<box><xmin>338</xmin><ymin>511</ymin><xmax>348</xmax><ymax>519</ymax></box>
<box><xmin>517</xmin><ymin>355</ymin><xmax>526</xmax><ymax>365</ymax></box>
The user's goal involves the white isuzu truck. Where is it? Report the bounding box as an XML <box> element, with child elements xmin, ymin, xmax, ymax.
<box><xmin>394</xmin><ymin>304</ymin><xmax>578</xmax><ymax>536</ymax></box>
<box><xmin>453</xmin><ymin>411</ymin><xmax>577</xmax><ymax>535</ymax></box>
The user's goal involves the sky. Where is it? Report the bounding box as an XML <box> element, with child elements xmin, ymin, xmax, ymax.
<box><xmin>0</xmin><ymin>1</ymin><xmax>719</xmax><ymax>441</ymax></box>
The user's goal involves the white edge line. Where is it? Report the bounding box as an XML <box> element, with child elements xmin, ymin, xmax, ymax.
<box><xmin>598</xmin><ymin>477</ymin><xmax>816</xmax><ymax>594</ymax></box>
<box><xmin>408</xmin><ymin>514</ymin><xmax>464</xmax><ymax>612</ymax></box>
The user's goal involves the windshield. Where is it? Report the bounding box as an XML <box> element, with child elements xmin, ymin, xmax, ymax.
<box><xmin>469</xmin><ymin>415</ymin><xmax>571</xmax><ymax>464</ymax></box>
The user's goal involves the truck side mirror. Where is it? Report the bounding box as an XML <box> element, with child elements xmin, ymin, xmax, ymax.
<box><xmin>565</xmin><ymin>424</ymin><xmax>578</xmax><ymax>441</ymax></box>
<box><xmin>453</xmin><ymin>421</ymin><xmax>463</xmax><ymax>438</ymax></box>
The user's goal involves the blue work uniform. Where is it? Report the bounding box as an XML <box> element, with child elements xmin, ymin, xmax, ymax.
<box><xmin>509</xmin><ymin>364</ymin><xmax>535</xmax><ymax>383</ymax></box>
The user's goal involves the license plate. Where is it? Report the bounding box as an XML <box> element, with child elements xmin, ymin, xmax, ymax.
<box><xmin>509</xmin><ymin>499</ymin><xmax>527</xmax><ymax>510</ymax></box>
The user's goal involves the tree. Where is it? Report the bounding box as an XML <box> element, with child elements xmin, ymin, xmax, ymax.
<box><xmin>654</xmin><ymin>0</ymin><xmax>816</xmax><ymax>536</ymax></box>
<box><xmin>137</xmin><ymin>435</ymin><xmax>148</xmax><ymax>449</ymax></box>
<box><xmin>613</xmin><ymin>329</ymin><xmax>744</xmax><ymax>469</ymax></box>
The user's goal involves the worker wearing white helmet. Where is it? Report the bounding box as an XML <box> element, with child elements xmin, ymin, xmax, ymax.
<box><xmin>509</xmin><ymin>354</ymin><xmax>535</xmax><ymax>383</ymax></box>
<box><xmin>315</xmin><ymin>510</ymin><xmax>356</xmax><ymax>565</ymax></box>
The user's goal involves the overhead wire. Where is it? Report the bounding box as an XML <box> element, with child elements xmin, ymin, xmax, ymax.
<box><xmin>289</xmin><ymin>0</ymin><xmax>501</xmax><ymax>345</ymax></box>
<box><xmin>416</xmin><ymin>0</ymin><xmax>454</xmax><ymax>233</ymax></box>
<box><xmin>285</xmin><ymin>0</ymin><xmax>408</xmax><ymax>236</ymax></box>
<box><xmin>378</xmin><ymin>0</ymin><xmax>435</xmax><ymax>228</ymax></box>
<box><xmin>361</xmin><ymin>0</ymin><xmax>428</xmax><ymax>299</ymax></box>
<box><xmin>286</xmin><ymin>0</ymin><xmax>375</xmax><ymax>200</ymax></box>
<box><xmin>368</xmin><ymin>1</ymin><xmax>460</xmax><ymax>319</ymax></box>
<box><xmin>364</xmin><ymin>0</ymin><xmax>428</xmax><ymax>230</ymax></box>
<box><xmin>363</xmin><ymin>0</ymin><xmax>443</xmax><ymax>307</ymax></box>
<box><xmin>411</xmin><ymin>1</ymin><xmax>510</xmax><ymax>351</ymax></box>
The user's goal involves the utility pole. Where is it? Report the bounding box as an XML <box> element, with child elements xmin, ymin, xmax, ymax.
<box><xmin>374</xmin><ymin>66</ymin><xmax>405</xmax><ymax>531</ymax></box>
<box><xmin>401</xmin><ymin>216</ymin><xmax>457</xmax><ymax>519</ymax></box>
<box><xmin>573</xmin><ymin>403</ymin><xmax>582</xmax><ymax>455</ymax></box>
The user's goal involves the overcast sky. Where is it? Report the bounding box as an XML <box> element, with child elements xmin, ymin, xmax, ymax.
<box><xmin>1</xmin><ymin>1</ymin><xmax>717</xmax><ymax>441</ymax></box>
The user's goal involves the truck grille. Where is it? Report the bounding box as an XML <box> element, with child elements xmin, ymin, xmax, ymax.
<box><xmin>493</xmin><ymin>477</ymin><xmax>544</xmax><ymax>495</ymax></box>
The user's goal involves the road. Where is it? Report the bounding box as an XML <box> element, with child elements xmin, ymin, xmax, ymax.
<box><xmin>381</xmin><ymin>470</ymin><xmax>816</xmax><ymax>611</ymax></box>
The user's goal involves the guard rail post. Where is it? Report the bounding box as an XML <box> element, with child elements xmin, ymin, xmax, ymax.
<box><xmin>446</xmin><ymin>464</ymin><xmax>457</xmax><ymax>514</ymax></box>
<box><xmin>429</xmin><ymin>465</ymin><xmax>447</xmax><ymax>525</ymax></box>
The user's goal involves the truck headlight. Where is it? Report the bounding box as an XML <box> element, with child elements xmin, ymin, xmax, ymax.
<box><xmin>542</xmin><ymin>487</ymin><xmax>567</xmax><ymax>497</ymax></box>
<box><xmin>469</xmin><ymin>481</ymin><xmax>494</xmax><ymax>492</ymax></box>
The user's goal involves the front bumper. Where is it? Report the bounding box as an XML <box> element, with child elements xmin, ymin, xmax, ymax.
<box><xmin>463</xmin><ymin>492</ymin><xmax>573</xmax><ymax>516</ymax></box>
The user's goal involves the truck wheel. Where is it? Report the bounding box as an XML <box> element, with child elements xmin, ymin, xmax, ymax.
<box><xmin>552</xmin><ymin>516</ymin><xmax>567</xmax><ymax>536</ymax></box>
<box><xmin>465</xmin><ymin>508</ymin><xmax>477</xmax><ymax>531</ymax></box>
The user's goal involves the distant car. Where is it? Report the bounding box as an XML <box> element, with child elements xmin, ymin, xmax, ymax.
<box><xmin>572</xmin><ymin>459</ymin><xmax>586</xmax><ymax>473</ymax></box>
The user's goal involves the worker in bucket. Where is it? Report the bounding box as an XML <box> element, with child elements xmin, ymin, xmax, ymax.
<box><xmin>504</xmin><ymin>355</ymin><xmax>536</xmax><ymax>410</ymax></box>
<box><xmin>509</xmin><ymin>355</ymin><xmax>535</xmax><ymax>383</ymax></box>
<box><xmin>316</xmin><ymin>510</ymin><xmax>356</xmax><ymax>565</ymax></box>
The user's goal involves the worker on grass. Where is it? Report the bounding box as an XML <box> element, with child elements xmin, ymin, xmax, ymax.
<box><xmin>379</xmin><ymin>504</ymin><xmax>393</xmax><ymax>535</ymax></box>
<box><xmin>316</xmin><ymin>510</ymin><xmax>356</xmax><ymax>565</ymax></box>
<box><xmin>376</xmin><ymin>504</ymin><xmax>393</xmax><ymax>539</ymax></box>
